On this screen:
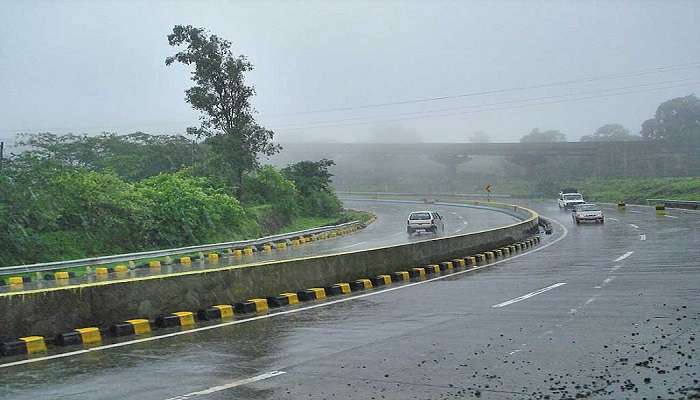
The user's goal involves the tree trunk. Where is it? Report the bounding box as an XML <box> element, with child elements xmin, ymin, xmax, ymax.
<box><xmin>235</xmin><ymin>168</ymin><xmax>245</xmax><ymax>199</ymax></box>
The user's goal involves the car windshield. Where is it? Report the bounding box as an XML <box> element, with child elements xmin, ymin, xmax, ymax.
<box><xmin>564</xmin><ymin>194</ymin><xmax>583</xmax><ymax>200</ymax></box>
<box><xmin>409</xmin><ymin>212</ymin><xmax>432</xmax><ymax>220</ymax></box>
<box><xmin>579</xmin><ymin>204</ymin><xmax>600</xmax><ymax>211</ymax></box>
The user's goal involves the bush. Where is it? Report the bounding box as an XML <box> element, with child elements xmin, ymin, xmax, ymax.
<box><xmin>137</xmin><ymin>173</ymin><xmax>259</xmax><ymax>247</ymax></box>
<box><xmin>243</xmin><ymin>166</ymin><xmax>299</xmax><ymax>222</ymax></box>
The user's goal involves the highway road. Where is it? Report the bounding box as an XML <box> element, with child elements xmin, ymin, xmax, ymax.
<box><xmin>1</xmin><ymin>199</ymin><xmax>698</xmax><ymax>399</ymax></box>
<box><xmin>0</xmin><ymin>199</ymin><xmax>519</xmax><ymax>294</ymax></box>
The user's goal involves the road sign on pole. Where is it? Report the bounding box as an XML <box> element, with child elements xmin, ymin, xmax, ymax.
<box><xmin>484</xmin><ymin>184</ymin><xmax>492</xmax><ymax>202</ymax></box>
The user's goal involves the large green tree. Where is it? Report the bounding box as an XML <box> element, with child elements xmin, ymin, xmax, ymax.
<box><xmin>640</xmin><ymin>94</ymin><xmax>700</xmax><ymax>144</ymax></box>
<box><xmin>166</xmin><ymin>25</ymin><xmax>280</xmax><ymax>197</ymax></box>
<box><xmin>580</xmin><ymin>124</ymin><xmax>640</xmax><ymax>142</ymax></box>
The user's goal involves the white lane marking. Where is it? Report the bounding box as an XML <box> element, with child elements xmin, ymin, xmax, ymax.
<box><xmin>463</xmin><ymin>221</ymin><xmax>468</xmax><ymax>225</ymax></box>
<box><xmin>593</xmin><ymin>286</ymin><xmax>602</xmax><ymax>289</ymax></box>
<box><xmin>630</xmin><ymin>210</ymin><xmax>642</xmax><ymax>214</ymax></box>
<box><xmin>585</xmin><ymin>296</ymin><xmax>597</xmax><ymax>305</ymax></box>
<box><xmin>336</xmin><ymin>241</ymin><xmax>367</xmax><ymax>250</ymax></box>
<box><xmin>569</xmin><ymin>308</ymin><xmax>577</xmax><ymax>315</ymax></box>
<box><xmin>665</xmin><ymin>215</ymin><xmax>679</xmax><ymax>219</ymax></box>
<box><xmin>508</xmin><ymin>349</ymin><xmax>522</xmax><ymax>355</ymax></box>
<box><xmin>0</xmin><ymin>216</ymin><xmax>570</xmax><ymax>369</ymax></box>
<box><xmin>629</xmin><ymin>224</ymin><xmax>639</xmax><ymax>229</ymax></box>
<box><xmin>164</xmin><ymin>371</ymin><xmax>286</xmax><ymax>400</ymax></box>
<box><xmin>607</xmin><ymin>217</ymin><xmax>619</xmax><ymax>222</ymax></box>
<box><xmin>602</xmin><ymin>276</ymin><xmax>615</xmax><ymax>285</ymax></box>
<box><xmin>492</xmin><ymin>283</ymin><xmax>567</xmax><ymax>308</ymax></box>
<box><xmin>640</xmin><ymin>234</ymin><xmax>646</xmax><ymax>241</ymax></box>
<box><xmin>609</xmin><ymin>265</ymin><xmax>622</xmax><ymax>272</ymax></box>
<box><xmin>614</xmin><ymin>251</ymin><xmax>634</xmax><ymax>262</ymax></box>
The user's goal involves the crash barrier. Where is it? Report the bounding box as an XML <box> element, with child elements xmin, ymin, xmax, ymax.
<box><xmin>647</xmin><ymin>199</ymin><xmax>699</xmax><ymax>210</ymax></box>
<box><xmin>0</xmin><ymin>234</ymin><xmax>541</xmax><ymax>357</ymax></box>
<box><xmin>0</xmin><ymin>200</ymin><xmax>538</xmax><ymax>342</ymax></box>
<box><xmin>0</xmin><ymin>220</ymin><xmax>366</xmax><ymax>278</ymax></box>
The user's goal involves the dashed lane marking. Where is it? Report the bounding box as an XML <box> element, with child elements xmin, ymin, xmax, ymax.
<box><xmin>640</xmin><ymin>234</ymin><xmax>646</xmax><ymax>241</ymax></box>
<box><xmin>665</xmin><ymin>215</ymin><xmax>679</xmax><ymax>219</ymax></box>
<box><xmin>0</xmin><ymin>216</ymin><xmax>570</xmax><ymax>369</ymax></box>
<box><xmin>629</xmin><ymin>223</ymin><xmax>639</xmax><ymax>229</ymax></box>
<box><xmin>602</xmin><ymin>276</ymin><xmax>615</xmax><ymax>285</ymax></box>
<box><xmin>630</xmin><ymin>210</ymin><xmax>642</xmax><ymax>214</ymax></box>
<box><xmin>492</xmin><ymin>283</ymin><xmax>567</xmax><ymax>308</ymax></box>
<box><xmin>164</xmin><ymin>371</ymin><xmax>286</xmax><ymax>400</ymax></box>
<box><xmin>607</xmin><ymin>217</ymin><xmax>619</xmax><ymax>222</ymax></box>
<box><xmin>614</xmin><ymin>251</ymin><xmax>634</xmax><ymax>262</ymax></box>
<box><xmin>609</xmin><ymin>265</ymin><xmax>622</xmax><ymax>272</ymax></box>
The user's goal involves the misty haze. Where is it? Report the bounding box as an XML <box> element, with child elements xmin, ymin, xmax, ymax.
<box><xmin>0</xmin><ymin>1</ymin><xmax>698</xmax><ymax>400</ymax></box>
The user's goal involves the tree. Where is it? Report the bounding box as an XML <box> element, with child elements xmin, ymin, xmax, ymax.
<box><xmin>640</xmin><ymin>94</ymin><xmax>700</xmax><ymax>144</ymax></box>
<box><xmin>580</xmin><ymin>124</ymin><xmax>640</xmax><ymax>142</ymax></box>
<box><xmin>519</xmin><ymin>128</ymin><xmax>567</xmax><ymax>143</ymax></box>
<box><xmin>166</xmin><ymin>25</ymin><xmax>280</xmax><ymax>197</ymax></box>
<box><xmin>282</xmin><ymin>159</ymin><xmax>342</xmax><ymax>217</ymax></box>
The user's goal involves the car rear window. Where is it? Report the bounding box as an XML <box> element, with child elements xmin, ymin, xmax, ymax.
<box><xmin>564</xmin><ymin>194</ymin><xmax>583</xmax><ymax>200</ymax></box>
<box><xmin>579</xmin><ymin>204</ymin><xmax>600</xmax><ymax>211</ymax></box>
<box><xmin>409</xmin><ymin>212</ymin><xmax>431</xmax><ymax>220</ymax></box>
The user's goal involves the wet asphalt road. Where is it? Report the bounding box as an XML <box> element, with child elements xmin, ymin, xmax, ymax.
<box><xmin>0</xmin><ymin>200</ymin><xmax>518</xmax><ymax>293</ymax></box>
<box><xmin>1</xmin><ymin>200</ymin><xmax>698</xmax><ymax>400</ymax></box>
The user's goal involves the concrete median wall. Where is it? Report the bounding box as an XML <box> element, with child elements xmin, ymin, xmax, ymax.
<box><xmin>0</xmin><ymin>203</ymin><xmax>538</xmax><ymax>341</ymax></box>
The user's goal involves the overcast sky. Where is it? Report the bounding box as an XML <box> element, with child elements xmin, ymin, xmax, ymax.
<box><xmin>1</xmin><ymin>0</ymin><xmax>699</xmax><ymax>145</ymax></box>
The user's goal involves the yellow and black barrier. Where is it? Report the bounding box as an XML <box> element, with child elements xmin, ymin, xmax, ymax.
<box><xmin>391</xmin><ymin>271</ymin><xmax>410</xmax><ymax>281</ymax></box>
<box><xmin>370</xmin><ymin>275</ymin><xmax>392</xmax><ymax>287</ymax></box>
<box><xmin>325</xmin><ymin>283</ymin><xmax>351</xmax><ymax>296</ymax></box>
<box><xmin>410</xmin><ymin>267</ymin><xmax>426</xmax><ymax>278</ymax></box>
<box><xmin>0</xmin><ymin>336</ymin><xmax>46</xmax><ymax>356</ymax></box>
<box><xmin>298</xmin><ymin>288</ymin><xmax>326</xmax><ymax>301</ymax></box>
<box><xmin>111</xmin><ymin>319</ymin><xmax>152</xmax><ymax>336</ymax></box>
<box><xmin>234</xmin><ymin>298</ymin><xmax>269</xmax><ymax>314</ymax></box>
<box><xmin>452</xmin><ymin>258</ymin><xmax>466</xmax><ymax>268</ymax></box>
<box><xmin>156</xmin><ymin>311</ymin><xmax>196</xmax><ymax>328</ymax></box>
<box><xmin>439</xmin><ymin>261</ymin><xmax>454</xmax><ymax>272</ymax></box>
<box><xmin>426</xmin><ymin>265</ymin><xmax>441</xmax><ymax>274</ymax></box>
<box><xmin>197</xmin><ymin>304</ymin><xmax>234</xmax><ymax>321</ymax></box>
<box><xmin>350</xmin><ymin>278</ymin><xmax>373</xmax><ymax>291</ymax></box>
<box><xmin>268</xmin><ymin>293</ymin><xmax>299</xmax><ymax>307</ymax></box>
<box><xmin>55</xmin><ymin>327</ymin><xmax>102</xmax><ymax>346</ymax></box>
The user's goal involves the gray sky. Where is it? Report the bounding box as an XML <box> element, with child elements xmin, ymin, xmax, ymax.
<box><xmin>1</xmin><ymin>0</ymin><xmax>699</xmax><ymax>145</ymax></box>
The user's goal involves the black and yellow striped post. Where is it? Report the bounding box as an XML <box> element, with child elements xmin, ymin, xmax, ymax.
<box><xmin>410</xmin><ymin>267</ymin><xmax>426</xmax><ymax>279</ymax></box>
<box><xmin>156</xmin><ymin>311</ymin><xmax>196</xmax><ymax>328</ymax></box>
<box><xmin>112</xmin><ymin>319</ymin><xmax>152</xmax><ymax>336</ymax></box>
<box><xmin>350</xmin><ymin>279</ymin><xmax>373</xmax><ymax>291</ymax></box>
<box><xmin>56</xmin><ymin>327</ymin><xmax>102</xmax><ymax>346</ymax></box>
<box><xmin>391</xmin><ymin>271</ymin><xmax>410</xmax><ymax>281</ymax></box>
<box><xmin>426</xmin><ymin>265</ymin><xmax>441</xmax><ymax>274</ymax></box>
<box><xmin>234</xmin><ymin>299</ymin><xmax>269</xmax><ymax>314</ymax></box>
<box><xmin>370</xmin><ymin>275</ymin><xmax>392</xmax><ymax>287</ymax></box>
<box><xmin>298</xmin><ymin>288</ymin><xmax>327</xmax><ymax>301</ymax></box>
<box><xmin>197</xmin><ymin>305</ymin><xmax>234</xmax><ymax>320</ymax></box>
<box><xmin>0</xmin><ymin>336</ymin><xmax>46</xmax><ymax>356</ymax></box>
<box><xmin>268</xmin><ymin>292</ymin><xmax>300</xmax><ymax>307</ymax></box>
<box><xmin>325</xmin><ymin>283</ymin><xmax>351</xmax><ymax>296</ymax></box>
<box><xmin>439</xmin><ymin>261</ymin><xmax>454</xmax><ymax>271</ymax></box>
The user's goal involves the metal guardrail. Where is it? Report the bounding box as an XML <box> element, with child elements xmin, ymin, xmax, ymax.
<box><xmin>646</xmin><ymin>199</ymin><xmax>700</xmax><ymax>210</ymax></box>
<box><xmin>0</xmin><ymin>220</ymin><xmax>363</xmax><ymax>276</ymax></box>
<box><xmin>337</xmin><ymin>191</ymin><xmax>511</xmax><ymax>199</ymax></box>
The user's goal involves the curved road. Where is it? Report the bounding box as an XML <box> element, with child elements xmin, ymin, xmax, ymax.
<box><xmin>0</xmin><ymin>200</ymin><xmax>519</xmax><ymax>293</ymax></box>
<box><xmin>1</xmin><ymin>199</ymin><xmax>698</xmax><ymax>399</ymax></box>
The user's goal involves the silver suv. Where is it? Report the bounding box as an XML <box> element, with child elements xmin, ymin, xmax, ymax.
<box><xmin>407</xmin><ymin>211</ymin><xmax>445</xmax><ymax>234</ymax></box>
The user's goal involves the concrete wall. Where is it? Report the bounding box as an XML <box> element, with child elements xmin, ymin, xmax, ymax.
<box><xmin>0</xmin><ymin>204</ymin><xmax>538</xmax><ymax>341</ymax></box>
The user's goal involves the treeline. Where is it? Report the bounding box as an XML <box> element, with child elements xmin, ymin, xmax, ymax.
<box><xmin>0</xmin><ymin>132</ymin><xmax>343</xmax><ymax>266</ymax></box>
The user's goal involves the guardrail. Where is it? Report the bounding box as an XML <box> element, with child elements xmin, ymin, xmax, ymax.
<box><xmin>646</xmin><ymin>199</ymin><xmax>699</xmax><ymax>210</ymax></box>
<box><xmin>337</xmin><ymin>191</ymin><xmax>511</xmax><ymax>199</ymax></box>
<box><xmin>0</xmin><ymin>220</ymin><xmax>363</xmax><ymax>276</ymax></box>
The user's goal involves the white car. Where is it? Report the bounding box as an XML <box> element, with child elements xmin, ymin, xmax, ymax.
<box><xmin>558</xmin><ymin>191</ymin><xmax>586</xmax><ymax>209</ymax></box>
<box><xmin>407</xmin><ymin>211</ymin><xmax>445</xmax><ymax>234</ymax></box>
<box><xmin>572</xmin><ymin>203</ymin><xmax>604</xmax><ymax>224</ymax></box>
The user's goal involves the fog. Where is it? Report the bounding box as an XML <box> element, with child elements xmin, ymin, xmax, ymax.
<box><xmin>1</xmin><ymin>0</ymin><xmax>699</xmax><ymax>147</ymax></box>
